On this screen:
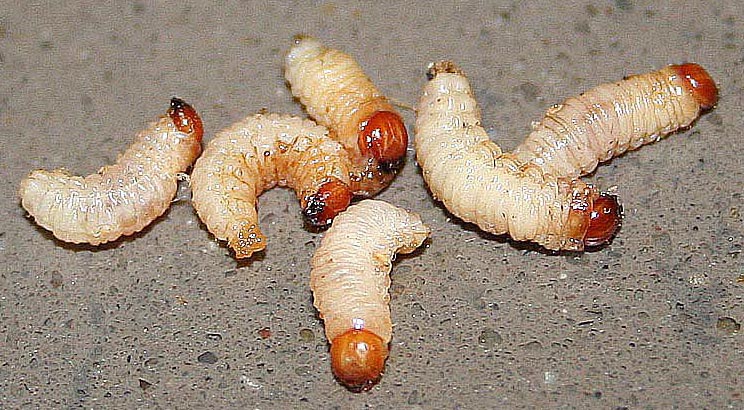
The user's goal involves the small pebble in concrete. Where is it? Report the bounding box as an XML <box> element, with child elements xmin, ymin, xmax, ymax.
<box><xmin>198</xmin><ymin>351</ymin><xmax>218</xmax><ymax>364</ymax></box>
<box><xmin>258</xmin><ymin>327</ymin><xmax>272</xmax><ymax>339</ymax></box>
<box><xmin>299</xmin><ymin>328</ymin><xmax>315</xmax><ymax>343</ymax></box>
<box><xmin>716</xmin><ymin>317</ymin><xmax>740</xmax><ymax>334</ymax></box>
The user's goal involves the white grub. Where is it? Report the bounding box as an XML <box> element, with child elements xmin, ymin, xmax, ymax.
<box><xmin>285</xmin><ymin>36</ymin><xmax>408</xmax><ymax>196</ymax></box>
<box><xmin>513</xmin><ymin>64</ymin><xmax>717</xmax><ymax>179</ymax></box>
<box><xmin>19</xmin><ymin>98</ymin><xmax>203</xmax><ymax>245</ymax></box>
<box><xmin>190</xmin><ymin>113</ymin><xmax>354</xmax><ymax>259</ymax></box>
<box><xmin>415</xmin><ymin>62</ymin><xmax>601</xmax><ymax>251</ymax></box>
<box><xmin>310</xmin><ymin>199</ymin><xmax>430</xmax><ymax>345</ymax></box>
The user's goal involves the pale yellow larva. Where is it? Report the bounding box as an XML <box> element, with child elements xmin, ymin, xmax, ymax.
<box><xmin>310</xmin><ymin>199</ymin><xmax>430</xmax><ymax>390</ymax></box>
<box><xmin>285</xmin><ymin>36</ymin><xmax>409</xmax><ymax>196</ymax></box>
<box><xmin>19</xmin><ymin>98</ymin><xmax>203</xmax><ymax>245</ymax></box>
<box><xmin>190</xmin><ymin>113</ymin><xmax>355</xmax><ymax>259</ymax></box>
<box><xmin>415</xmin><ymin>62</ymin><xmax>620</xmax><ymax>251</ymax></box>
<box><xmin>513</xmin><ymin>64</ymin><xmax>718</xmax><ymax>179</ymax></box>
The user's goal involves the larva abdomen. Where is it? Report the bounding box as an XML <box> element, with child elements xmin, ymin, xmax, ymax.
<box><xmin>513</xmin><ymin>64</ymin><xmax>718</xmax><ymax>179</ymax></box>
<box><xmin>19</xmin><ymin>98</ymin><xmax>203</xmax><ymax>245</ymax></box>
<box><xmin>190</xmin><ymin>113</ymin><xmax>354</xmax><ymax>259</ymax></box>
<box><xmin>310</xmin><ymin>199</ymin><xmax>430</xmax><ymax>390</ymax></box>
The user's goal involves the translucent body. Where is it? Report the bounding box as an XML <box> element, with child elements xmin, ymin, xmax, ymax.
<box><xmin>416</xmin><ymin>62</ymin><xmax>604</xmax><ymax>251</ymax></box>
<box><xmin>310</xmin><ymin>199</ymin><xmax>430</xmax><ymax>389</ymax></box>
<box><xmin>19</xmin><ymin>98</ymin><xmax>203</xmax><ymax>245</ymax></box>
<box><xmin>285</xmin><ymin>36</ymin><xmax>408</xmax><ymax>196</ymax></box>
<box><xmin>190</xmin><ymin>113</ymin><xmax>354</xmax><ymax>259</ymax></box>
<box><xmin>513</xmin><ymin>64</ymin><xmax>718</xmax><ymax>179</ymax></box>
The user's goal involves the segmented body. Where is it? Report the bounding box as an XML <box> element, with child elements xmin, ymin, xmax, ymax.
<box><xmin>311</xmin><ymin>199</ymin><xmax>429</xmax><ymax>345</ymax></box>
<box><xmin>513</xmin><ymin>64</ymin><xmax>718</xmax><ymax>179</ymax></box>
<box><xmin>19</xmin><ymin>98</ymin><xmax>203</xmax><ymax>245</ymax></box>
<box><xmin>190</xmin><ymin>113</ymin><xmax>354</xmax><ymax>259</ymax></box>
<box><xmin>310</xmin><ymin>199</ymin><xmax>430</xmax><ymax>389</ymax></box>
<box><xmin>416</xmin><ymin>62</ymin><xmax>603</xmax><ymax>251</ymax></box>
<box><xmin>285</xmin><ymin>36</ymin><xmax>408</xmax><ymax>196</ymax></box>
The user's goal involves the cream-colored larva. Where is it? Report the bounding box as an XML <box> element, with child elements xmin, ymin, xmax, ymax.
<box><xmin>310</xmin><ymin>199</ymin><xmax>430</xmax><ymax>390</ymax></box>
<box><xmin>513</xmin><ymin>64</ymin><xmax>718</xmax><ymax>179</ymax></box>
<box><xmin>19</xmin><ymin>98</ymin><xmax>203</xmax><ymax>245</ymax></box>
<box><xmin>190</xmin><ymin>113</ymin><xmax>356</xmax><ymax>259</ymax></box>
<box><xmin>415</xmin><ymin>62</ymin><xmax>620</xmax><ymax>251</ymax></box>
<box><xmin>285</xmin><ymin>36</ymin><xmax>409</xmax><ymax>197</ymax></box>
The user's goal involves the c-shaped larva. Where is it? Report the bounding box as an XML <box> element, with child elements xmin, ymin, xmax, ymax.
<box><xmin>190</xmin><ymin>113</ymin><xmax>356</xmax><ymax>259</ymax></box>
<box><xmin>415</xmin><ymin>62</ymin><xmax>620</xmax><ymax>251</ymax></box>
<box><xmin>285</xmin><ymin>36</ymin><xmax>409</xmax><ymax>197</ymax></box>
<box><xmin>513</xmin><ymin>64</ymin><xmax>718</xmax><ymax>179</ymax></box>
<box><xmin>19</xmin><ymin>98</ymin><xmax>203</xmax><ymax>245</ymax></box>
<box><xmin>310</xmin><ymin>199</ymin><xmax>430</xmax><ymax>390</ymax></box>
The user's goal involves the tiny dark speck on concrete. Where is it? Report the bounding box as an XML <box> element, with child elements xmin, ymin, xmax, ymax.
<box><xmin>198</xmin><ymin>351</ymin><xmax>218</xmax><ymax>364</ymax></box>
<box><xmin>299</xmin><ymin>328</ymin><xmax>315</xmax><ymax>343</ymax></box>
<box><xmin>139</xmin><ymin>378</ymin><xmax>153</xmax><ymax>390</ymax></box>
<box><xmin>258</xmin><ymin>327</ymin><xmax>272</xmax><ymax>339</ymax></box>
<box><xmin>478</xmin><ymin>328</ymin><xmax>503</xmax><ymax>347</ymax></box>
<box><xmin>615</xmin><ymin>0</ymin><xmax>633</xmax><ymax>10</ymax></box>
<box><xmin>517</xmin><ymin>82</ymin><xmax>540</xmax><ymax>102</ymax></box>
<box><xmin>50</xmin><ymin>271</ymin><xmax>63</xmax><ymax>288</ymax></box>
<box><xmin>408</xmin><ymin>389</ymin><xmax>423</xmax><ymax>405</ymax></box>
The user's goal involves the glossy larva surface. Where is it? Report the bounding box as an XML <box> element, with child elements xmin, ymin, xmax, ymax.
<box><xmin>19</xmin><ymin>99</ymin><xmax>203</xmax><ymax>245</ymax></box>
<box><xmin>190</xmin><ymin>113</ymin><xmax>354</xmax><ymax>259</ymax></box>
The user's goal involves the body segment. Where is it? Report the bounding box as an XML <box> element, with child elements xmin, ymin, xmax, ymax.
<box><xmin>19</xmin><ymin>98</ymin><xmax>203</xmax><ymax>245</ymax></box>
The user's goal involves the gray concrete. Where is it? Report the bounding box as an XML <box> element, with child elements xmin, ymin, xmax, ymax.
<box><xmin>1</xmin><ymin>1</ymin><xmax>742</xmax><ymax>408</ymax></box>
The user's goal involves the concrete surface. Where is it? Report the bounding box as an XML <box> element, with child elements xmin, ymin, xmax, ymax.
<box><xmin>1</xmin><ymin>1</ymin><xmax>742</xmax><ymax>408</ymax></box>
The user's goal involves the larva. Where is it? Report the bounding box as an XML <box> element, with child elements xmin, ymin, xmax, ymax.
<box><xmin>310</xmin><ymin>199</ymin><xmax>430</xmax><ymax>390</ymax></box>
<box><xmin>513</xmin><ymin>64</ymin><xmax>718</xmax><ymax>179</ymax></box>
<box><xmin>415</xmin><ymin>62</ymin><xmax>620</xmax><ymax>251</ymax></box>
<box><xmin>285</xmin><ymin>36</ymin><xmax>409</xmax><ymax>197</ymax></box>
<box><xmin>19</xmin><ymin>98</ymin><xmax>203</xmax><ymax>245</ymax></box>
<box><xmin>190</xmin><ymin>113</ymin><xmax>355</xmax><ymax>259</ymax></box>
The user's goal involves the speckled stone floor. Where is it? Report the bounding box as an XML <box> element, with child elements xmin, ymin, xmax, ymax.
<box><xmin>1</xmin><ymin>1</ymin><xmax>742</xmax><ymax>408</ymax></box>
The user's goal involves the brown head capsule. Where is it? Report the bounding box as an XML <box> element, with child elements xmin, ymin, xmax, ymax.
<box><xmin>168</xmin><ymin>97</ymin><xmax>204</xmax><ymax>140</ymax></box>
<box><xmin>584</xmin><ymin>193</ymin><xmax>622</xmax><ymax>247</ymax></box>
<box><xmin>303</xmin><ymin>178</ymin><xmax>353</xmax><ymax>227</ymax></box>
<box><xmin>330</xmin><ymin>329</ymin><xmax>389</xmax><ymax>391</ymax></box>
<box><xmin>670</xmin><ymin>63</ymin><xmax>719</xmax><ymax>110</ymax></box>
<box><xmin>358</xmin><ymin>111</ymin><xmax>408</xmax><ymax>170</ymax></box>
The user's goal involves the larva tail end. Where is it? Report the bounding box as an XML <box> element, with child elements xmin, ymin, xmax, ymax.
<box><xmin>303</xmin><ymin>178</ymin><xmax>353</xmax><ymax>227</ymax></box>
<box><xmin>670</xmin><ymin>64</ymin><xmax>719</xmax><ymax>110</ymax></box>
<box><xmin>330</xmin><ymin>329</ymin><xmax>389</xmax><ymax>391</ymax></box>
<box><xmin>169</xmin><ymin>97</ymin><xmax>204</xmax><ymax>140</ymax></box>
<box><xmin>358</xmin><ymin>111</ymin><xmax>408</xmax><ymax>169</ymax></box>
<box><xmin>584</xmin><ymin>193</ymin><xmax>622</xmax><ymax>248</ymax></box>
<box><xmin>228</xmin><ymin>222</ymin><xmax>266</xmax><ymax>259</ymax></box>
<box><xmin>426</xmin><ymin>61</ymin><xmax>464</xmax><ymax>80</ymax></box>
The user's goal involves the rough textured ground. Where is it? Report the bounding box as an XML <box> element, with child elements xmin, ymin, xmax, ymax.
<box><xmin>1</xmin><ymin>1</ymin><xmax>742</xmax><ymax>408</ymax></box>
